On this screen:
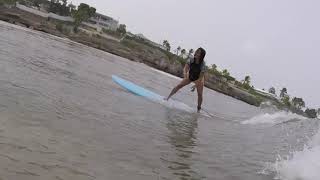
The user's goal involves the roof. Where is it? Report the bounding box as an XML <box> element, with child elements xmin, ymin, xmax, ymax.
<box><xmin>94</xmin><ymin>12</ymin><xmax>114</xmax><ymax>21</ymax></box>
<box><xmin>135</xmin><ymin>33</ymin><xmax>148</xmax><ymax>40</ymax></box>
<box><xmin>255</xmin><ymin>88</ymin><xmax>277</xmax><ymax>97</ymax></box>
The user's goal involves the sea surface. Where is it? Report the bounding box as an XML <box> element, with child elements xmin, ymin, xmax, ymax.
<box><xmin>0</xmin><ymin>21</ymin><xmax>319</xmax><ymax>180</ymax></box>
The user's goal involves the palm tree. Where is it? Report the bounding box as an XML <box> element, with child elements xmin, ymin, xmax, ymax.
<box><xmin>188</xmin><ymin>49</ymin><xmax>194</xmax><ymax>57</ymax></box>
<box><xmin>280</xmin><ymin>88</ymin><xmax>287</xmax><ymax>98</ymax></box>
<box><xmin>175</xmin><ymin>46</ymin><xmax>181</xmax><ymax>56</ymax></box>
<box><xmin>62</xmin><ymin>0</ymin><xmax>67</xmax><ymax>6</ymax></box>
<box><xmin>244</xmin><ymin>76</ymin><xmax>251</xmax><ymax>85</ymax></box>
<box><xmin>162</xmin><ymin>40</ymin><xmax>171</xmax><ymax>52</ymax></box>
<box><xmin>162</xmin><ymin>40</ymin><xmax>168</xmax><ymax>47</ymax></box>
<box><xmin>211</xmin><ymin>64</ymin><xmax>217</xmax><ymax>71</ymax></box>
<box><xmin>180</xmin><ymin>49</ymin><xmax>186</xmax><ymax>58</ymax></box>
<box><xmin>282</xmin><ymin>95</ymin><xmax>291</xmax><ymax>107</ymax></box>
<box><xmin>292</xmin><ymin>97</ymin><xmax>305</xmax><ymax>109</ymax></box>
<box><xmin>269</xmin><ymin>87</ymin><xmax>276</xmax><ymax>95</ymax></box>
<box><xmin>117</xmin><ymin>24</ymin><xmax>127</xmax><ymax>35</ymax></box>
<box><xmin>222</xmin><ymin>69</ymin><xmax>230</xmax><ymax>76</ymax></box>
<box><xmin>68</xmin><ymin>3</ymin><xmax>76</xmax><ymax>11</ymax></box>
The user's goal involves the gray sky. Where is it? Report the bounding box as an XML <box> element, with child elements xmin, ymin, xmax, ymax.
<box><xmin>73</xmin><ymin>0</ymin><xmax>320</xmax><ymax>108</ymax></box>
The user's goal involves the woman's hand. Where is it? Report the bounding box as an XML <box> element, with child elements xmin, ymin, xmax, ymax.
<box><xmin>183</xmin><ymin>64</ymin><xmax>190</xmax><ymax>79</ymax></box>
<box><xmin>184</xmin><ymin>72</ymin><xmax>189</xmax><ymax>79</ymax></box>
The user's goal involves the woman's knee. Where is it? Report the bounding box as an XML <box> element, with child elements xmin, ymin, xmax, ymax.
<box><xmin>176</xmin><ymin>84</ymin><xmax>183</xmax><ymax>89</ymax></box>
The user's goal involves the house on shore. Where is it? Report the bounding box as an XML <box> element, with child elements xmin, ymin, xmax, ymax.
<box><xmin>255</xmin><ymin>88</ymin><xmax>279</xmax><ymax>99</ymax></box>
<box><xmin>86</xmin><ymin>13</ymin><xmax>118</xmax><ymax>32</ymax></box>
<box><xmin>14</xmin><ymin>2</ymin><xmax>118</xmax><ymax>33</ymax></box>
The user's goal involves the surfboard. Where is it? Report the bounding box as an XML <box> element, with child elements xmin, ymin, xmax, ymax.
<box><xmin>112</xmin><ymin>75</ymin><xmax>197</xmax><ymax>111</ymax></box>
<box><xmin>112</xmin><ymin>75</ymin><xmax>220</xmax><ymax>118</ymax></box>
<box><xmin>112</xmin><ymin>75</ymin><xmax>163</xmax><ymax>100</ymax></box>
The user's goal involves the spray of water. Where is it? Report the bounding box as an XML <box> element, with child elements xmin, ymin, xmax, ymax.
<box><xmin>262</xmin><ymin>129</ymin><xmax>320</xmax><ymax>180</ymax></box>
<box><xmin>241</xmin><ymin>111</ymin><xmax>307</xmax><ymax>125</ymax></box>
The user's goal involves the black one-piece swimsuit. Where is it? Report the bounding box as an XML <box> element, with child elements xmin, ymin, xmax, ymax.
<box><xmin>188</xmin><ymin>61</ymin><xmax>202</xmax><ymax>81</ymax></box>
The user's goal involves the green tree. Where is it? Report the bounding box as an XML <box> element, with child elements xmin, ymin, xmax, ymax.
<box><xmin>208</xmin><ymin>64</ymin><xmax>222</xmax><ymax>76</ymax></box>
<box><xmin>61</xmin><ymin>0</ymin><xmax>67</xmax><ymax>6</ymax></box>
<box><xmin>48</xmin><ymin>0</ymin><xmax>72</xmax><ymax>16</ymax></box>
<box><xmin>305</xmin><ymin>108</ymin><xmax>317</xmax><ymax>118</ymax></box>
<box><xmin>72</xmin><ymin>3</ymin><xmax>96</xmax><ymax>31</ymax></box>
<box><xmin>241</xmin><ymin>75</ymin><xmax>251</xmax><ymax>90</ymax></box>
<box><xmin>68</xmin><ymin>3</ymin><xmax>76</xmax><ymax>12</ymax></box>
<box><xmin>280</xmin><ymin>88</ymin><xmax>287</xmax><ymax>98</ymax></box>
<box><xmin>269</xmin><ymin>87</ymin><xmax>276</xmax><ymax>95</ymax></box>
<box><xmin>222</xmin><ymin>69</ymin><xmax>230</xmax><ymax>76</ymax></box>
<box><xmin>162</xmin><ymin>40</ymin><xmax>171</xmax><ymax>52</ymax></box>
<box><xmin>188</xmin><ymin>49</ymin><xmax>194</xmax><ymax>57</ymax></box>
<box><xmin>29</xmin><ymin>0</ymin><xmax>46</xmax><ymax>7</ymax></box>
<box><xmin>211</xmin><ymin>64</ymin><xmax>217</xmax><ymax>72</ymax></box>
<box><xmin>244</xmin><ymin>75</ymin><xmax>251</xmax><ymax>85</ymax></box>
<box><xmin>212</xmin><ymin>64</ymin><xmax>217</xmax><ymax>70</ymax></box>
<box><xmin>281</xmin><ymin>95</ymin><xmax>291</xmax><ymax>107</ymax></box>
<box><xmin>220</xmin><ymin>69</ymin><xmax>235</xmax><ymax>81</ymax></box>
<box><xmin>162</xmin><ymin>40</ymin><xmax>168</xmax><ymax>47</ymax></box>
<box><xmin>117</xmin><ymin>24</ymin><xmax>127</xmax><ymax>35</ymax></box>
<box><xmin>175</xmin><ymin>46</ymin><xmax>181</xmax><ymax>56</ymax></box>
<box><xmin>292</xmin><ymin>97</ymin><xmax>305</xmax><ymax>110</ymax></box>
<box><xmin>8</xmin><ymin>0</ymin><xmax>20</xmax><ymax>5</ymax></box>
<box><xmin>180</xmin><ymin>49</ymin><xmax>186</xmax><ymax>58</ymax></box>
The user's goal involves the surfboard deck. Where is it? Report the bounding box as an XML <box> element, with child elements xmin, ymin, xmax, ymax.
<box><xmin>112</xmin><ymin>75</ymin><xmax>215</xmax><ymax>118</ymax></box>
<box><xmin>112</xmin><ymin>75</ymin><xmax>196</xmax><ymax>111</ymax></box>
<box><xmin>112</xmin><ymin>75</ymin><xmax>163</xmax><ymax>100</ymax></box>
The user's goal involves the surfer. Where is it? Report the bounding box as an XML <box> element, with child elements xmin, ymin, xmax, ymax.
<box><xmin>165</xmin><ymin>47</ymin><xmax>207</xmax><ymax>112</ymax></box>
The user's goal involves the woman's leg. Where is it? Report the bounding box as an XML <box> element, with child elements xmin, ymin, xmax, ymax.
<box><xmin>195</xmin><ymin>79</ymin><xmax>204</xmax><ymax>112</ymax></box>
<box><xmin>165</xmin><ymin>78</ymin><xmax>191</xmax><ymax>100</ymax></box>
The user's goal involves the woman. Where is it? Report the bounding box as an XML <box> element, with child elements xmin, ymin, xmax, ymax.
<box><xmin>165</xmin><ymin>47</ymin><xmax>207</xmax><ymax>112</ymax></box>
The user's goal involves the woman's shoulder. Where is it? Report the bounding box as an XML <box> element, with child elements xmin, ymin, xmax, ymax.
<box><xmin>187</xmin><ymin>57</ymin><xmax>194</xmax><ymax>64</ymax></box>
<box><xmin>201</xmin><ymin>60</ymin><xmax>207</xmax><ymax>71</ymax></box>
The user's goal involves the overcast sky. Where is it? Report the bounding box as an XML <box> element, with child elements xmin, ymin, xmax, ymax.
<box><xmin>73</xmin><ymin>0</ymin><xmax>320</xmax><ymax>108</ymax></box>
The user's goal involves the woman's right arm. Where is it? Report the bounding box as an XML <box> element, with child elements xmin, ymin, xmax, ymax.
<box><xmin>183</xmin><ymin>64</ymin><xmax>190</xmax><ymax>79</ymax></box>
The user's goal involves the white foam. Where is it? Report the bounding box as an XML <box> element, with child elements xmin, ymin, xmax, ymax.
<box><xmin>265</xmin><ymin>129</ymin><xmax>320</xmax><ymax>180</ymax></box>
<box><xmin>150</xmin><ymin>97</ymin><xmax>213</xmax><ymax>117</ymax></box>
<box><xmin>241</xmin><ymin>111</ymin><xmax>307</xmax><ymax>125</ymax></box>
<box><xmin>156</xmin><ymin>98</ymin><xmax>194</xmax><ymax>112</ymax></box>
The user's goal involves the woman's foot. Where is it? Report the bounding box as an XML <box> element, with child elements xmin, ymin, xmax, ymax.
<box><xmin>197</xmin><ymin>106</ymin><xmax>201</xmax><ymax>113</ymax></box>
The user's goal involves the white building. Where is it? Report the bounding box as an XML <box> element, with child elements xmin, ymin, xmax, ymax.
<box><xmin>87</xmin><ymin>13</ymin><xmax>118</xmax><ymax>32</ymax></box>
<box><xmin>255</xmin><ymin>88</ymin><xmax>278</xmax><ymax>99</ymax></box>
<box><xmin>15</xmin><ymin>3</ymin><xmax>119</xmax><ymax>32</ymax></box>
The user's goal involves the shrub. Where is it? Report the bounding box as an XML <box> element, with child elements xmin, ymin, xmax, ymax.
<box><xmin>56</xmin><ymin>23</ymin><xmax>63</xmax><ymax>32</ymax></box>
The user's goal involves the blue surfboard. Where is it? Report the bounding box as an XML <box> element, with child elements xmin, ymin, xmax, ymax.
<box><xmin>112</xmin><ymin>75</ymin><xmax>197</xmax><ymax>112</ymax></box>
<box><xmin>112</xmin><ymin>75</ymin><xmax>218</xmax><ymax>117</ymax></box>
<box><xmin>112</xmin><ymin>75</ymin><xmax>163</xmax><ymax>101</ymax></box>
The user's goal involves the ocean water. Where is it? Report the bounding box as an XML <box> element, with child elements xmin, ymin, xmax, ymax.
<box><xmin>0</xmin><ymin>21</ymin><xmax>319</xmax><ymax>180</ymax></box>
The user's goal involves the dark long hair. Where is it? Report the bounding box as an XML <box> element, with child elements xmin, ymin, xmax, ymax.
<box><xmin>196</xmin><ymin>47</ymin><xmax>206</xmax><ymax>63</ymax></box>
